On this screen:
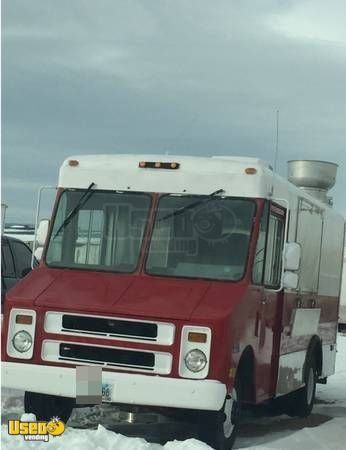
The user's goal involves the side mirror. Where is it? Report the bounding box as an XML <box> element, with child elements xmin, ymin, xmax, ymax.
<box><xmin>36</xmin><ymin>219</ymin><xmax>50</xmax><ymax>246</ymax></box>
<box><xmin>34</xmin><ymin>247</ymin><xmax>44</xmax><ymax>261</ymax></box>
<box><xmin>284</xmin><ymin>242</ymin><xmax>301</xmax><ymax>271</ymax></box>
<box><xmin>283</xmin><ymin>271</ymin><xmax>299</xmax><ymax>290</ymax></box>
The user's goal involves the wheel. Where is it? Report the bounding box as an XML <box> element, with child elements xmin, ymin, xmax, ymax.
<box><xmin>24</xmin><ymin>392</ymin><xmax>75</xmax><ymax>423</ymax></box>
<box><xmin>199</xmin><ymin>381</ymin><xmax>241</xmax><ymax>450</ymax></box>
<box><xmin>285</xmin><ymin>354</ymin><xmax>317</xmax><ymax>418</ymax></box>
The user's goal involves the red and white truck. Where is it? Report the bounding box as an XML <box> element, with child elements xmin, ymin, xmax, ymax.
<box><xmin>1</xmin><ymin>155</ymin><xmax>344</xmax><ymax>449</ymax></box>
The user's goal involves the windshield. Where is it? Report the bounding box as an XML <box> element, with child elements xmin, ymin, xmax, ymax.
<box><xmin>146</xmin><ymin>195</ymin><xmax>255</xmax><ymax>281</ymax></box>
<box><xmin>46</xmin><ymin>190</ymin><xmax>151</xmax><ymax>272</ymax></box>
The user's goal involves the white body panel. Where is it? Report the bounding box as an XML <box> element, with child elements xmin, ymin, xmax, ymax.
<box><xmin>59</xmin><ymin>155</ymin><xmax>274</xmax><ymax>197</ymax></box>
<box><xmin>276</xmin><ymin>351</ymin><xmax>306</xmax><ymax>396</ymax></box>
<box><xmin>290</xmin><ymin>309</ymin><xmax>321</xmax><ymax>337</ymax></box>
<box><xmin>321</xmin><ymin>343</ymin><xmax>337</xmax><ymax>378</ymax></box>
<box><xmin>277</xmin><ymin>342</ymin><xmax>337</xmax><ymax>396</ymax></box>
<box><xmin>1</xmin><ymin>362</ymin><xmax>226</xmax><ymax>411</ymax></box>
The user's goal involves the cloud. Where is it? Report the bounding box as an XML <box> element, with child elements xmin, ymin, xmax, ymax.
<box><xmin>2</xmin><ymin>0</ymin><xmax>346</xmax><ymax>222</ymax></box>
<box><xmin>268</xmin><ymin>0</ymin><xmax>346</xmax><ymax>46</ymax></box>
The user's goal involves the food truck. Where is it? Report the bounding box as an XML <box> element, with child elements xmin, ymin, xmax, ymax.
<box><xmin>1</xmin><ymin>156</ymin><xmax>344</xmax><ymax>449</ymax></box>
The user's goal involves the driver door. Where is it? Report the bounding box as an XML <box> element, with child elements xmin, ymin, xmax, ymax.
<box><xmin>252</xmin><ymin>201</ymin><xmax>286</xmax><ymax>400</ymax></box>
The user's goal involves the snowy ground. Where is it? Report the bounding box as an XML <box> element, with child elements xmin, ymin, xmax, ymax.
<box><xmin>2</xmin><ymin>334</ymin><xmax>346</xmax><ymax>450</ymax></box>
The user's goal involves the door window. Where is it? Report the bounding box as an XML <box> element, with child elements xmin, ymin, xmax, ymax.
<box><xmin>264</xmin><ymin>211</ymin><xmax>285</xmax><ymax>288</ymax></box>
<box><xmin>252</xmin><ymin>202</ymin><xmax>269</xmax><ymax>284</ymax></box>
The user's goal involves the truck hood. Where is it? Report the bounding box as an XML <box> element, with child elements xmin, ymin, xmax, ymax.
<box><xmin>11</xmin><ymin>267</ymin><xmax>212</xmax><ymax>321</ymax></box>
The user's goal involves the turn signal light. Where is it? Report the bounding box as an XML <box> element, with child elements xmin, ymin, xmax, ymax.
<box><xmin>245</xmin><ymin>167</ymin><xmax>257</xmax><ymax>174</ymax></box>
<box><xmin>15</xmin><ymin>315</ymin><xmax>33</xmax><ymax>325</ymax></box>
<box><xmin>68</xmin><ymin>160</ymin><xmax>79</xmax><ymax>167</ymax></box>
<box><xmin>188</xmin><ymin>332</ymin><xmax>207</xmax><ymax>343</ymax></box>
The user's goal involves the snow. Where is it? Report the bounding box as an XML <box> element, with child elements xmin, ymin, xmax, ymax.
<box><xmin>19</xmin><ymin>414</ymin><xmax>37</xmax><ymax>422</ymax></box>
<box><xmin>1</xmin><ymin>422</ymin><xmax>210</xmax><ymax>450</ymax></box>
<box><xmin>2</xmin><ymin>334</ymin><xmax>346</xmax><ymax>450</ymax></box>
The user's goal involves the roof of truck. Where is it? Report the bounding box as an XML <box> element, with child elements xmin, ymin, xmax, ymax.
<box><xmin>59</xmin><ymin>154</ymin><xmax>275</xmax><ymax>197</ymax></box>
<box><xmin>58</xmin><ymin>154</ymin><xmax>344</xmax><ymax>219</ymax></box>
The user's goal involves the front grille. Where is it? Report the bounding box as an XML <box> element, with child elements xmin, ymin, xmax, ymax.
<box><xmin>59</xmin><ymin>343</ymin><xmax>155</xmax><ymax>370</ymax></box>
<box><xmin>44</xmin><ymin>312</ymin><xmax>175</xmax><ymax>346</ymax></box>
<box><xmin>62</xmin><ymin>314</ymin><xmax>158</xmax><ymax>340</ymax></box>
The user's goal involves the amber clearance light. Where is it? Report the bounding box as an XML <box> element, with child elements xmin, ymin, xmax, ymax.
<box><xmin>245</xmin><ymin>167</ymin><xmax>257</xmax><ymax>174</ymax></box>
<box><xmin>15</xmin><ymin>315</ymin><xmax>33</xmax><ymax>325</ymax></box>
<box><xmin>188</xmin><ymin>332</ymin><xmax>207</xmax><ymax>343</ymax></box>
<box><xmin>138</xmin><ymin>161</ymin><xmax>180</xmax><ymax>170</ymax></box>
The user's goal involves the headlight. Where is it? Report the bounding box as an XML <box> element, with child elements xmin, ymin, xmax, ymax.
<box><xmin>184</xmin><ymin>349</ymin><xmax>207</xmax><ymax>372</ymax></box>
<box><xmin>12</xmin><ymin>330</ymin><xmax>33</xmax><ymax>353</ymax></box>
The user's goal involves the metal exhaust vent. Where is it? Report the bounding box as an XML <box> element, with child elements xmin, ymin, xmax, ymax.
<box><xmin>287</xmin><ymin>160</ymin><xmax>338</xmax><ymax>205</ymax></box>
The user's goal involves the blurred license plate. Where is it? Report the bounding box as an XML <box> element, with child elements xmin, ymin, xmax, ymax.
<box><xmin>102</xmin><ymin>383</ymin><xmax>113</xmax><ymax>402</ymax></box>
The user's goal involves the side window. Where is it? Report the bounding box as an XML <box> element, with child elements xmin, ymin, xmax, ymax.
<box><xmin>2</xmin><ymin>239</ymin><xmax>16</xmax><ymax>278</ymax></box>
<box><xmin>295</xmin><ymin>199</ymin><xmax>323</xmax><ymax>293</ymax></box>
<box><xmin>264</xmin><ymin>211</ymin><xmax>285</xmax><ymax>287</ymax></box>
<box><xmin>10</xmin><ymin>240</ymin><xmax>33</xmax><ymax>278</ymax></box>
<box><xmin>252</xmin><ymin>202</ymin><xmax>269</xmax><ymax>284</ymax></box>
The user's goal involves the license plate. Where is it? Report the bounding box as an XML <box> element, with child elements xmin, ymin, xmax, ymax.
<box><xmin>102</xmin><ymin>383</ymin><xmax>113</xmax><ymax>402</ymax></box>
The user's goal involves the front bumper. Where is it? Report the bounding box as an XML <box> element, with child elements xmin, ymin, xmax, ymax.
<box><xmin>1</xmin><ymin>362</ymin><xmax>226</xmax><ymax>411</ymax></box>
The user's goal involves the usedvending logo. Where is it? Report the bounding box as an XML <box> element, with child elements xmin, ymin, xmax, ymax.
<box><xmin>8</xmin><ymin>417</ymin><xmax>65</xmax><ymax>442</ymax></box>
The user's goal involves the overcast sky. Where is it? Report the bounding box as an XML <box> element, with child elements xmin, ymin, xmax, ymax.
<box><xmin>2</xmin><ymin>0</ymin><xmax>346</xmax><ymax>223</ymax></box>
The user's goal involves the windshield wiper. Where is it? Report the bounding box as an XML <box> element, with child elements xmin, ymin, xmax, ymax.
<box><xmin>52</xmin><ymin>182</ymin><xmax>96</xmax><ymax>239</ymax></box>
<box><xmin>159</xmin><ymin>189</ymin><xmax>225</xmax><ymax>222</ymax></box>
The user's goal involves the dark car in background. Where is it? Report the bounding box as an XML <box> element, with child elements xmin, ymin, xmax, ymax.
<box><xmin>1</xmin><ymin>235</ymin><xmax>37</xmax><ymax>307</ymax></box>
<box><xmin>4</xmin><ymin>223</ymin><xmax>36</xmax><ymax>249</ymax></box>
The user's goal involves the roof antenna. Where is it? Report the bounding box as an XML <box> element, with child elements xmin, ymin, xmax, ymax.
<box><xmin>269</xmin><ymin>109</ymin><xmax>280</xmax><ymax>197</ymax></box>
<box><xmin>274</xmin><ymin>109</ymin><xmax>280</xmax><ymax>173</ymax></box>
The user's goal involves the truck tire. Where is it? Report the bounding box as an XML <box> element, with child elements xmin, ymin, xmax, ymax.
<box><xmin>285</xmin><ymin>354</ymin><xmax>317</xmax><ymax>418</ymax></box>
<box><xmin>199</xmin><ymin>379</ymin><xmax>241</xmax><ymax>450</ymax></box>
<box><xmin>24</xmin><ymin>392</ymin><xmax>74</xmax><ymax>424</ymax></box>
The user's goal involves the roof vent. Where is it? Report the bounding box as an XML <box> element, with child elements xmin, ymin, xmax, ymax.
<box><xmin>287</xmin><ymin>160</ymin><xmax>338</xmax><ymax>205</ymax></box>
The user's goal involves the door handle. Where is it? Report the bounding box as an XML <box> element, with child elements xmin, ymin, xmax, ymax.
<box><xmin>261</xmin><ymin>298</ymin><xmax>267</xmax><ymax>305</ymax></box>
